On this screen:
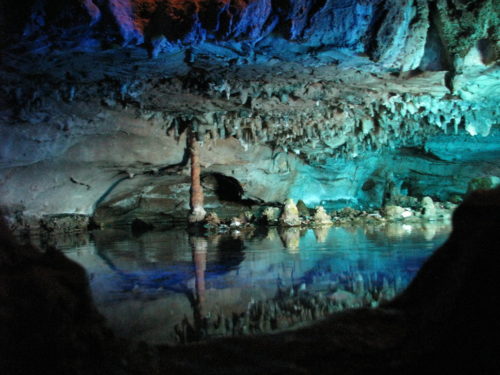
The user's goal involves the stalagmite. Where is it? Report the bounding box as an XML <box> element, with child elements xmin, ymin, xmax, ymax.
<box><xmin>188</xmin><ymin>127</ymin><xmax>206</xmax><ymax>224</ymax></box>
<box><xmin>279</xmin><ymin>199</ymin><xmax>301</xmax><ymax>227</ymax></box>
<box><xmin>312</xmin><ymin>206</ymin><xmax>333</xmax><ymax>225</ymax></box>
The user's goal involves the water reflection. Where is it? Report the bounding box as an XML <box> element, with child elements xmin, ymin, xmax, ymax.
<box><xmin>59</xmin><ymin>222</ymin><xmax>451</xmax><ymax>344</ymax></box>
<box><xmin>313</xmin><ymin>226</ymin><xmax>330</xmax><ymax>243</ymax></box>
<box><xmin>278</xmin><ymin>227</ymin><xmax>302</xmax><ymax>252</ymax></box>
<box><xmin>190</xmin><ymin>236</ymin><xmax>207</xmax><ymax>339</ymax></box>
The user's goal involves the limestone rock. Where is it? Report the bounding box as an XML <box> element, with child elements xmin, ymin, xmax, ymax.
<box><xmin>392</xmin><ymin>195</ymin><xmax>419</xmax><ymax>209</ymax></box>
<box><xmin>328</xmin><ymin>290</ymin><xmax>360</xmax><ymax>309</ymax></box>
<box><xmin>243</xmin><ymin>211</ymin><xmax>254</xmax><ymax>223</ymax></box>
<box><xmin>312</xmin><ymin>206</ymin><xmax>332</xmax><ymax>226</ymax></box>
<box><xmin>1</xmin><ymin>0</ymin><xmax>498</xmax><ymax>232</ymax></box>
<box><xmin>262</xmin><ymin>206</ymin><xmax>280</xmax><ymax>224</ymax></box>
<box><xmin>421</xmin><ymin>196</ymin><xmax>437</xmax><ymax>220</ymax></box>
<box><xmin>334</xmin><ymin>207</ymin><xmax>361</xmax><ymax>220</ymax></box>
<box><xmin>467</xmin><ymin>176</ymin><xmax>500</xmax><ymax>193</ymax></box>
<box><xmin>230</xmin><ymin>217</ymin><xmax>243</xmax><ymax>227</ymax></box>
<box><xmin>279</xmin><ymin>199</ymin><xmax>301</xmax><ymax>227</ymax></box>
<box><xmin>296</xmin><ymin>200</ymin><xmax>310</xmax><ymax>217</ymax></box>
<box><xmin>204</xmin><ymin>212</ymin><xmax>221</xmax><ymax>226</ymax></box>
<box><xmin>40</xmin><ymin>214</ymin><xmax>89</xmax><ymax>234</ymax></box>
<box><xmin>383</xmin><ymin>205</ymin><xmax>412</xmax><ymax>221</ymax></box>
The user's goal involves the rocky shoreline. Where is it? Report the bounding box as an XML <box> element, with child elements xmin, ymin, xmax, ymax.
<box><xmin>5</xmin><ymin>192</ymin><xmax>458</xmax><ymax>240</ymax></box>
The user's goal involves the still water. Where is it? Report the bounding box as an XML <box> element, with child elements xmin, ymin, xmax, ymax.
<box><xmin>61</xmin><ymin>222</ymin><xmax>451</xmax><ymax>344</ymax></box>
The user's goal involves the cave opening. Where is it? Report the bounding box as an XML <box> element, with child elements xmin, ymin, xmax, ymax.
<box><xmin>202</xmin><ymin>172</ymin><xmax>260</xmax><ymax>206</ymax></box>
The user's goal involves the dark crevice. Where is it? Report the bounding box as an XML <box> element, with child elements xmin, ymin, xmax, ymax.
<box><xmin>399</xmin><ymin>146</ymin><xmax>446</xmax><ymax>162</ymax></box>
<box><xmin>444</xmin><ymin>71</ymin><xmax>454</xmax><ymax>92</ymax></box>
<box><xmin>308</xmin><ymin>0</ymin><xmax>327</xmax><ymax>21</ymax></box>
<box><xmin>92</xmin><ymin>176</ymin><xmax>129</xmax><ymax>214</ymax></box>
<box><xmin>365</xmin><ymin>4</ymin><xmax>388</xmax><ymax>61</ymax></box>
<box><xmin>203</xmin><ymin>172</ymin><xmax>243</xmax><ymax>202</ymax></box>
<box><xmin>419</xmin><ymin>10</ymin><xmax>452</xmax><ymax>72</ymax></box>
<box><xmin>426</xmin><ymin>1</ymin><xmax>456</xmax><ymax>92</ymax></box>
<box><xmin>477</xmin><ymin>39</ymin><xmax>497</xmax><ymax>65</ymax></box>
<box><xmin>304</xmin><ymin>0</ymin><xmax>327</xmax><ymax>32</ymax></box>
<box><xmin>202</xmin><ymin>172</ymin><xmax>260</xmax><ymax>206</ymax></box>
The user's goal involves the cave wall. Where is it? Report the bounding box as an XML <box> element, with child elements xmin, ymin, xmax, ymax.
<box><xmin>0</xmin><ymin>0</ymin><xmax>498</xmax><ymax>230</ymax></box>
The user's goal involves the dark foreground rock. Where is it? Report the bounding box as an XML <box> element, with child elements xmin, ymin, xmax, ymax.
<box><xmin>1</xmin><ymin>188</ymin><xmax>499</xmax><ymax>374</ymax></box>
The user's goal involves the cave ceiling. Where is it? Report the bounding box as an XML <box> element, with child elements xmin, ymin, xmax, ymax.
<box><xmin>1</xmin><ymin>0</ymin><xmax>498</xmax><ymax>158</ymax></box>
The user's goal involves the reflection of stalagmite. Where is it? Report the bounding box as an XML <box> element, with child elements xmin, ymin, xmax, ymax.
<box><xmin>313</xmin><ymin>226</ymin><xmax>330</xmax><ymax>243</ymax></box>
<box><xmin>279</xmin><ymin>227</ymin><xmax>301</xmax><ymax>253</ymax></box>
<box><xmin>386</xmin><ymin>223</ymin><xmax>406</xmax><ymax>238</ymax></box>
<box><xmin>265</xmin><ymin>228</ymin><xmax>279</xmax><ymax>241</ymax></box>
<box><xmin>353</xmin><ymin>273</ymin><xmax>365</xmax><ymax>295</ymax></box>
<box><xmin>422</xmin><ymin>224</ymin><xmax>437</xmax><ymax>241</ymax></box>
<box><xmin>190</xmin><ymin>236</ymin><xmax>207</xmax><ymax>321</ymax></box>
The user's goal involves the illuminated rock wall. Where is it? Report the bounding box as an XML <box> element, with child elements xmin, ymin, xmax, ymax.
<box><xmin>0</xmin><ymin>0</ymin><xmax>498</xmax><ymax>229</ymax></box>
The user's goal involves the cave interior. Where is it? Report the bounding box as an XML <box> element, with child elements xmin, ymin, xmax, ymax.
<box><xmin>0</xmin><ymin>0</ymin><xmax>499</xmax><ymax>373</ymax></box>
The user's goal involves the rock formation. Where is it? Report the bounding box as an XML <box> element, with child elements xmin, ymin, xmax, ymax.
<box><xmin>188</xmin><ymin>128</ymin><xmax>207</xmax><ymax>224</ymax></box>
<box><xmin>421</xmin><ymin>196</ymin><xmax>437</xmax><ymax>219</ymax></box>
<box><xmin>279</xmin><ymin>198</ymin><xmax>301</xmax><ymax>227</ymax></box>
<box><xmin>312</xmin><ymin>205</ymin><xmax>333</xmax><ymax>225</ymax></box>
<box><xmin>0</xmin><ymin>0</ymin><xmax>498</xmax><ymax>231</ymax></box>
